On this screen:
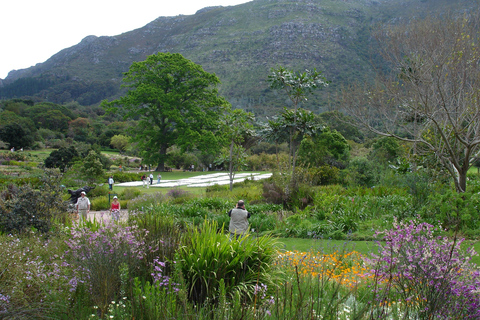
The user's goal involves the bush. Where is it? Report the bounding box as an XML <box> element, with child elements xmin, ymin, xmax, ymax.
<box><xmin>64</xmin><ymin>222</ymin><xmax>150</xmax><ymax>316</ymax></box>
<box><xmin>0</xmin><ymin>170</ymin><xmax>68</xmax><ymax>233</ymax></box>
<box><xmin>367</xmin><ymin>219</ymin><xmax>480</xmax><ymax>319</ymax></box>
<box><xmin>175</xmin><ymin>220</ymin><xmax>280</xmax><ymax>304</ymax></box>
<box><xmin>127</xmin><ymin>192</ymin><xmax>167</xmax><ymax>211</ymax></box>
<box><xmin>108</xmin><ymin>172</ymin><xmax>142</xmax><ymax>183</ymax></box>
<box><xmin>90</xmin><ymin>197</ymin><xmax>108</xmax><ymax>211</ymax></box>
<box><xmin>119</xmin><ymin>187</ymin><xmax>142</xmax><ymax>200</ymax></box>
<box><xmin>419</xmin><ymin>189</ymin><xmax>480</xmax><ymax>231</ymax></box>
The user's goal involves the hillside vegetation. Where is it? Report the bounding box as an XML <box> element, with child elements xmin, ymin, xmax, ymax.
<box><xmin>0</xmin><ymin>0</ymin><xmax>477</xmax><ymax>116</ymax></box>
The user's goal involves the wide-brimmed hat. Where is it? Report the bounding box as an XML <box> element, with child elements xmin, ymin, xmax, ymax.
<box><xmin>113</xmin><ymin>196</ymin><xmax>118</xmax><ymax>199</ymax></box>
<box><xmin>81</xmin><ymin>191</ymin><xmax>86</xmax><ymax>195</ymax></box>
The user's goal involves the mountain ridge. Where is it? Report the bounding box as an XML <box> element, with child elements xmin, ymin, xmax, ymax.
<box><xmin>1</xmin><ymin>0</ymin><xmax>477</xmax><ymax>115</ymax></box>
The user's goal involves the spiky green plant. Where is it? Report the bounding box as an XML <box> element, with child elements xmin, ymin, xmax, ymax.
<box><xmin>175</xmin><ymin>220</ymin><xmax>280</xmax><ymax>304</ymax></box>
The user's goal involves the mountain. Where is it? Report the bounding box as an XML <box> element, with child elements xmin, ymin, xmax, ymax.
<box><xmin>0</xmin><ymin>0</ymin><xmax>477</xmax><ymax>116</ymax></box>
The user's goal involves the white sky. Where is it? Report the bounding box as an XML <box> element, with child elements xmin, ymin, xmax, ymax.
<box><xmin>0</xmin><ymin>0</ymin><xmax>251</xmax><ymax>79</ymax></box>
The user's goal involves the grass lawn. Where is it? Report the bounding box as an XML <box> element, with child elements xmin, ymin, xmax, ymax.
<box><xmin>277</xmin><ymin>237</ymin><xmax>480</xmax><ymax>265</ymax></box>
<box><xmin>277</xmin><ymin>237</ymin><xmax>379</xmax><ymax>255</ymax></box>
<box><xmin>111</xmin><ymin>184</ymin><xmax>207</xmax><ymax>196</ymax></box>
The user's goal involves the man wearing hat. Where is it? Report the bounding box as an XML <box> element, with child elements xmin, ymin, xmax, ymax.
<box><xmin>75</xmin><ymin>191</ymin><xmax>91</xmax><ymax>221</ymax></box>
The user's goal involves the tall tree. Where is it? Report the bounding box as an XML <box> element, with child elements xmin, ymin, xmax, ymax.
<box><xmin>102</xmin><ymin>52</ymin><xmax>228</xmax><ymax>171</ymax></box>
<box><xmin>268</xmin><ymin>66</ymin><xmax>328</xmax><ymax>173</ymax></box>
<box><xmin>341</xmin><ymin>10</ymin><xmax>480</xmax><ymax>193</ymax></box>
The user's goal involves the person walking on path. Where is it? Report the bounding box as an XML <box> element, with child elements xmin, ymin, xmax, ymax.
<box><xmin>157</xmin><ymin>173</ymin><xmax>162</xmax><ymax>184</ymax></box>
<box><xmin>108</xmin><ymin>176</ymin><xmax>114</xmax><ymax>190</ymax></box>
<box><xmin>75</xmin><ymin>191</ymin><xmax>91</xmax><ymax>221</ymax></box>
<box><xmin>149</xmin><ymin>173</ymin><xmax>154</xmax><ymax>185</ymax></box>
<box><xmin>141</xmin><ymin>174</ymin><xmax>148</xmax><ymax>188</ymax></box>
<box><xmin>228</xmin><ymin>200</ymin><xmax>250</xmax><ymax>240</ymax></box>
<box><xmin>110</xmin><ymin>195</ymin><xmax>121</xmax><ymax>221</ymax></box>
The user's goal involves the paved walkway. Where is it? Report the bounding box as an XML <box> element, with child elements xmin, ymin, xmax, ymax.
<box><xmin>116</xmin><ymin>172</ymin><xmax>272</xmax><ymax>188</ymax></box>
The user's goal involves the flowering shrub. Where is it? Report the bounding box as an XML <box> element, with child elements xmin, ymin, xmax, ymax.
<box><xmin>366</xmin><ymin>219</ymin><xmax>480</xmax><ymax>319</ymax></box>
<box><xmin>0</xmin><ymin>233</ymin><xmax>73</xmax><ymax>318</ymax></box>
<box><xmin>64</xmin><ymin>221</ymin><xmax>151</xmax><ymax>317</ymax></box>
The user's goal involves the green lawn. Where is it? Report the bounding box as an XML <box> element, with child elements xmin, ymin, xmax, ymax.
<box><xmin>277</xmin><ymin>237</ymin><xmax>480</xmax><ymax>265</ymax></box>
<box><xmin>277</xmin><ymin>238</ymin><xmax>379</xmax><ymax>255</ymax></box>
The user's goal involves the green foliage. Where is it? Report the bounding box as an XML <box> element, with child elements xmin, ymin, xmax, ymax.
<box><xmin>109</xmin><ymin>171</ymin><xmax>142</xmax><ymax>183</ymax></box>
<box><xmin>44</xmin><ymin>146</ymin><xmax>78</xmax><ymax>172</ymax></box>
<box><xmin>0</xmin><ymin>122</ymin><xmax>35</xmax><ymax>149</ymax></box>
<box><xmin>81</xmin><ymin>150</ymin><xmax>105</xmax><ymax>184</ymax></box>
<box><xmin>102</xmin><ymin>52</ymin><xmax>229</xmax><ymax>171</ymax></box>
<box><xmin>119</xmin><ymin>187</ymin><xmax>142</xmax><ymax>200</ymax></box>
<box><xmin>166</xmin><ymin>147</ymin><xmax>198</xmax><ymax>170</ymax></box>
<box><xmin>133</xmin><ymin>210</ymin><xmax>184</xmax><ymax>276</ymax></box>
<box><xmin>90</xmin><ymin>196</ymin><xmax>110</xmax><ymax>211</ymax></box>
<box><xmin>419</xmin><ymin>189</ymin><xmax>480</xmax><ymax>231</ymax></box>
<box><xmin>175</xmin><ymin>220</ymin><xmax>280</xmax><ymax>304</ymax></box>
<box><xmin>345</xmin><ymin>157</ymin><xmax>378</xmax><ymax>187</ymax></box>
<box><xmin>0</xmin><ymin>170</ymin><xmax>68</xmax><ymax>233</ymax></box>
<box><xmin>246</xmin><ymin>152</ymin><xmax>285</xmax><ymax>171</ymax></box>
<box><xmin>368</xmin><ymin>136</ymin><xmax>401</xmax><ymax>165</ymax></box>
<box><xmin>296</xmin><ymin>166</ymin><xmax>340</xmax><ymax>186</ymax></box>
<box><xmin>110</xmin><ymin>134</ymin><xmax>130</xmax><ymax>151</ymax></box>
<box><xmin>297</xmin><ymin>128</ymin><xmax>350</xmax><ymax>168</ymax></box>
<box><xmin>318</xmin><ymin>110</ymin><xmax>365</xmax><ymax>143</ymax></box>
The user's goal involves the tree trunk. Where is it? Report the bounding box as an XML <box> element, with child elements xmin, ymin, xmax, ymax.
<box><xmin>229</xmin><ymin>139</ymin><xmax>234</xmax><ymax>191</ymax></box>
<box><xmin>456</xmin><ymin>169</ymin><xmax>468</xmax><ymax>193</ymax></box>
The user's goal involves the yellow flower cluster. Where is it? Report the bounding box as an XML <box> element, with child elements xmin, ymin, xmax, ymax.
<box><xmin>276</xmin><ymin>250</ymin><xmax>371</xmax><ymax>288</ymax></box>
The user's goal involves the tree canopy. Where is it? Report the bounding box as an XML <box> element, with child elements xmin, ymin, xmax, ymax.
<box><xmin>102</xmin><ymin>52</ymin><xmax>229</xmax><ymax>171</ymax></box>
<box><xmin>341</xmin><ymin>10</ymin><xmax>480</xmax><ymax>193</ymax></box>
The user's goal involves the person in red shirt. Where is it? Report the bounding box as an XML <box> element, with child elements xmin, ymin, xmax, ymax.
<box><xmin>110</xmin><ymin>196</ymin><xmax>121</xmax><ymax>221</ymax></box>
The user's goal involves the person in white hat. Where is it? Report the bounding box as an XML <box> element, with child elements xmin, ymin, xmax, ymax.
<box><xmin>75</xmin><ymin>191</ymin><xmax>91</xmax><ymax>221</ymax></box>
<box><xmin>110</xmin><ymin>195</ymin><xmax>121</xmax><ymax>221</ymax></box>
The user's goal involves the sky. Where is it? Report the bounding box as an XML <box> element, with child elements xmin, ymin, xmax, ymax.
<box><xmin>0</xmin><ymin>0</ymin><xmax>251</xmax><ymax>79</ymax></box>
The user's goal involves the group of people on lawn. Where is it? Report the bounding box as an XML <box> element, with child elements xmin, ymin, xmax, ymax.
<box><xmin>140</xmin><ymin>173</ymin><xmax>162</xmax><ymax>188</ymax></box>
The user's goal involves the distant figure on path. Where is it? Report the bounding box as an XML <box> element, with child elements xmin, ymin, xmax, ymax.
<box><xmin>108</xmin><ymin>176</ymin><xmax>114</xmax><ymax>190</ymax></box>
<box><xmin>149</xmin><ymin>173</ymin><xmax>154</xmax><ymax>185</ymax></box>
<box><xmin>75</xmin><ymin>191</ymin><xmax>91</xmax><ymax>220</ymax></box>
<box><xmin>110</xmin><ymin>195</ymin><xmax>121</xmax><ymax>221</ymax></box>
<box><xmin>157</xmin><ymin>173</ymin><xmax>162</xmax><ymax>184</ymax></box>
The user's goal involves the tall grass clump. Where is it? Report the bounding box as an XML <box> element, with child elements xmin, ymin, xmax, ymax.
<box><xmin>175</xmin><ymin>220</ymin><xmax>280</xmax><ymax>305</ymax></box>
<box><xmin>133</xmin><ymin>209</ymin><xmax>184</xmax><ymax>276</ymax></box>
<box><xmin>366</xmin><ymin>219</ymin><xmax>480</xmax><ymax>319</ymax></box>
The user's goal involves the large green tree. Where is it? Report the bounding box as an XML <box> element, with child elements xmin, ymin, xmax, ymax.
<box><xmin>102</xmin><ymin>52</ymin><xmax>228</xmax><ymax>171</ymax></box>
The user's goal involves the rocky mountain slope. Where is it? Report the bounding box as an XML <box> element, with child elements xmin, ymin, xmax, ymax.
<box><xmin>0</xmin><ymin>0</ymin><xmax>476</xmax><ymax>116</ymax></box>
